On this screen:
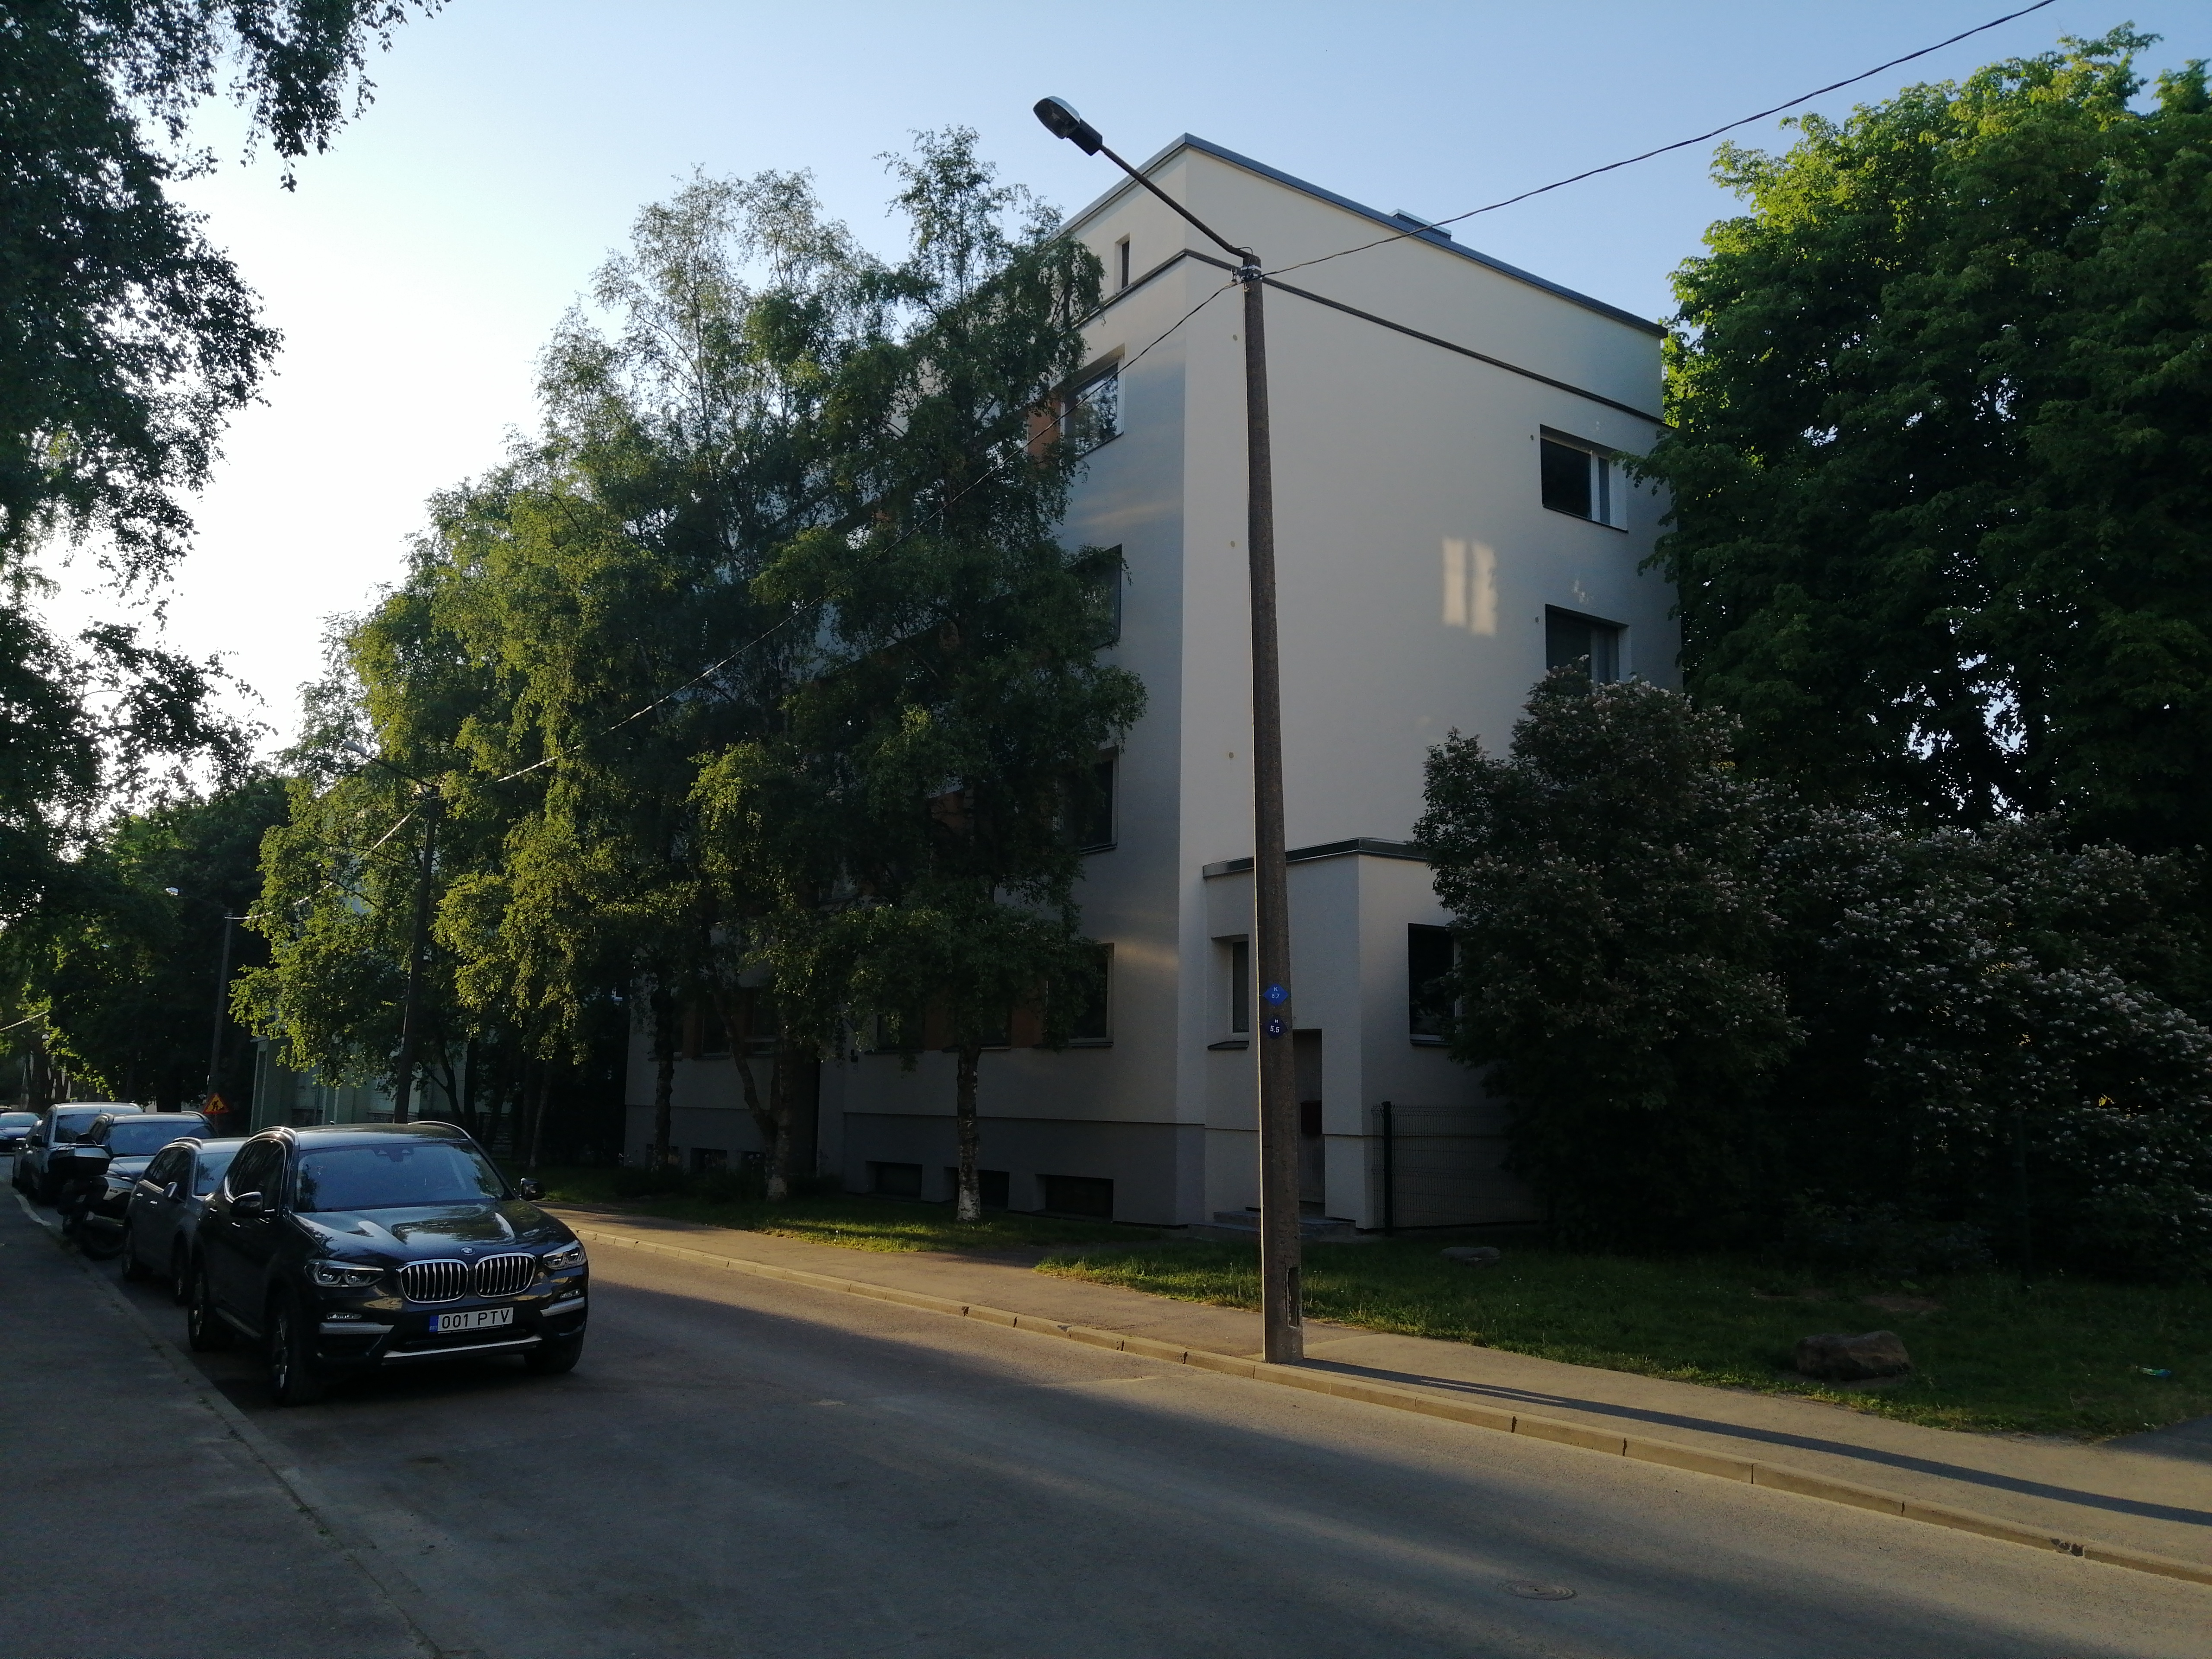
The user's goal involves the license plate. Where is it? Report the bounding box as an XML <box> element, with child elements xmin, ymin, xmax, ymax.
<box><xmin>431</xmin><ymin>1306</ymin><xmax>514</xmax><ymax>1334</ymax></box>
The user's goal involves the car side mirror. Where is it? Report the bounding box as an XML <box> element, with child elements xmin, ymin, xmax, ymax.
<box><xmin>517</xmin><ymin>1178</ymin><xmax>543</xmax><ymax>1202</ymax></box>
<box><xmin>232</xmin><ymin>1190</ymin><xmax>266</xmax><ymax>1216</ymax></box>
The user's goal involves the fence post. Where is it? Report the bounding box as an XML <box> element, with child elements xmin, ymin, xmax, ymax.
<box><xmin>1379</xmin><ymin>1100</ymin><xmax>1395</xmax><ymax>1237</ymax></box>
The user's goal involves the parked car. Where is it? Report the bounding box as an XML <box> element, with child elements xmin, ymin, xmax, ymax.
<box><xmin>120</xmin><ymin>1137</ymin><xmax>241</xmax><ymax>1298</ymax></box>
<box><xmin>67</xmin><ymin>1112</ymin><xmax>213</xmax><ymax>1254</ymax></box>
<box><xmin>0</xmin><ymin>1111</ymin><xmax>37</xmax><ymax>1155</ymax></box>
<box><xmin>189</xmin><ymin>1121</ymin><xmax>587</xmax><ymax>1405</ymax></box>
<box><xmin>13</xmin><ymin>1103</ymin><xmax>145</xmax><ymax>1203</ymax></box>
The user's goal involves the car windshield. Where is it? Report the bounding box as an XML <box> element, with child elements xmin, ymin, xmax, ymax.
<box><xmin>0</xmin><ymin>1112</ymin><xmax>34</xmax><ymax>1128</ymax></box>
<box><xmin>105</xmin><ymin>1119</ymin><xmax>207</xmax><ymax>1156</ymax></box>
<box><xmin>293</xmin><ymin>1143</ymin><xmax>508</xmax><ymax>1213</ymax></box>
<box><xmin>192</xmin><ymin>1144</ymin><xmax>238</xmax><ymax>1196</ymax></box>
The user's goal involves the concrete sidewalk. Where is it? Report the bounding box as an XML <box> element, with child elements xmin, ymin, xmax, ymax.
<box><xmin>552</xmin><ymin>1205</ymin><xmax>2212</xmax><ymax>1574</ymax></box>
<box><xmin>0</xmin><ymin>1193</ymin><xmax>427</xmax><ymax>1659</ymax></box>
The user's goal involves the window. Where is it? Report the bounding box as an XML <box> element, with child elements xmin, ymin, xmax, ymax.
<box><xmin>193</xmin><ymin>1142</ymin><xmax>238</xmax><ymax>1195</ymax></box>
<box><xmin>1227</xmin><ymin>938</ymin><xmax>1251</xmax><ymax>1035</ymax></box>
<box><xmin>1115</xmin><ymin>235</ymin><xmax>1131</xmax><ymax>291</ymax></box>
<box><xmin>693</xmin><ymin>1001</ymin><xmax>730</xmax><ymax>1058</ymax></box>
<box><xmin>1068</xmin><ymin>944</ymin><xmax>1112</xmax><ymax>1045</ymax></box>
<box><xmin>730</xmin><ymin>987</ymin><xmax>777</xmax><ymax>1056</ymax></box>
<box><xmin>1539</xmin><ymin>431</ymin><xmax>1621</xmax><ymax>527</ymax></box>
<box><xmin>294</xmin><ymin>1143</ymin><xmax>506</xmax><ymax>1212</ymax></box>
<box><xmin>1545</xmin><ymin>607</ymin><xmax>1623</xmax><ymax>682</ymax></box>
<box><xmin>225</xmin><ymin>1140</ymin><xmax>283</xmax><ymax>1204</ymax></box>
<box><xmin>945</xmin><ymin>1167</ymin><xmax>1011</xmax><ymax>1209</ymax></box>
<box><xmin>1408</xmin><ymin>925</ymin><xmax>1456</xmax><ymax>1041</ymax></box>
<box><xmin>689</xmin><ymin>1147</ymin><xmax>727</xmax><ymax>1175</ymax></box>
<box><xmin>1087</xmin><ymin>549</ymin><xmax>1124</xmax><ymax>648</ymax></box>
<box><xmin>869</xmin><ymin>1161</ymin><xmax>924</xmax><ymax>1198</ymax></box>
<box><xmin>1040</xmin><ymin>1173</ymin><xmax>1112</xmax><ymax>1219</ymax></box>
<box><xmin>1066</xmin><ymin>754</ymin><xmax>1116</xmax><ymax>853</ymax></box>
<box><xmin>1063</xmin><ymin>366</ymin><xmax>1119</xmax><ymax>454</ymax></box>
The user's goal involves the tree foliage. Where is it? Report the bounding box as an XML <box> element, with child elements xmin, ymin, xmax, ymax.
<box><xmin>248</xmin><ymin>137</ymin><xmax>1140</xmax><ymax>1212</ymax></box>
<box><xmin>1415</xmin><ymin>673</ymin><xmax>1796</xmax><ymax>1246</ymax></box>
<box><xmin>4</xmin><ymin>775</ymin><xmax>287</xmax><ymax>1108</ymax></box>
<box><xmin>1421</xmin><ymin>676</ymin><xmax>2212</xmax><ymax>1277</ymax></box>
<box><xmin>1</xmin><ymin>1</ymin><xmax>430</xmax><ymax>985</ymax></box>
<box><xmin>2</xmin><ymin>0</ymin><xmax>434</xmax><ymax>572</ymax></box>
<box><xmin>1640</xmin><ymin>31</ymin><xmax>2212</xmax><ymax>847</ymax></box>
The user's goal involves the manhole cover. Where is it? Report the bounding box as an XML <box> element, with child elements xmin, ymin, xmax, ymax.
<box><xmin>1503</xmin><ymin>1581</ymin><xmax>1576</xmax><ymax>1601</ymax></box>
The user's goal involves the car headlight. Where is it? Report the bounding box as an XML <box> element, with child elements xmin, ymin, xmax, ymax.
<box><xmin>543</xmin><ymin>1242</ymin><xmax>586</xmax><ymax>1272</ymax></box>
<box><xmin>308</xmin><ymin>1262</ymin><xmax>384</xmax><ymax>1289</ymax></box>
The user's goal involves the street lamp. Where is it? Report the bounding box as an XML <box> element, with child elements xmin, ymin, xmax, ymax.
<box><xmin>1036</xmin><ymin>97</ymin><xmax>1302</xmax><ymax>1364</ymax></box>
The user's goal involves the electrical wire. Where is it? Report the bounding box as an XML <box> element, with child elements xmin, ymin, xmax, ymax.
<box><xmin>1265</xmin><ymin>0</ymin><xmax>2061</xmax><ymax>281</ymax></box>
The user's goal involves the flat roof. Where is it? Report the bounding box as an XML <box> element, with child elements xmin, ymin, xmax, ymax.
<box><xmin>1065</xmin><ymin>133</ymin><xmax>1665</xmax><ymax>339</ymax></box>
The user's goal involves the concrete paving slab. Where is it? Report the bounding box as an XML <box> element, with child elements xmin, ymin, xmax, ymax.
<box><xmin>0</xmin><ymin>1192</ymin><xmax>426</xmax><ymax>1659</ymax></box>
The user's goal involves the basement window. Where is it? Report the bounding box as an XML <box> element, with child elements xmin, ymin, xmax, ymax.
<box><xmin>1040</xmin><ymin>1174</ymin><xmax>1113</xmax><ymax>1220</ymax></box>
<box><xmin>869</xmin><ymin>1161</ymin><xmax>923</xmax><ymax>1199</ymax></box>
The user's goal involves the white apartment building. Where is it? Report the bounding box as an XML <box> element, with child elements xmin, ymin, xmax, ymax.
<box><xmin>626</xmin><ymin>135</ymin><xmax>1676</xmax><ymax>1230</ymax></box>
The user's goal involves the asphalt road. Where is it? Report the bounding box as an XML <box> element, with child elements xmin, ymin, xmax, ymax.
<box><xmin>12</xmin><ymin>1179</ymin><xmax>2211</xmax><ymax>1659</ymax></box>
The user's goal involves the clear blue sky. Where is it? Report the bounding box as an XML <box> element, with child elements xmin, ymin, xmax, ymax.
<box><xmin>72</xmin><ymin>0</ymin><xmax>2204</xmax><ymax>744</ymax></box>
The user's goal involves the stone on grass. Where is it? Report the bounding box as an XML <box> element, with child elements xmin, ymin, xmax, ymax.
<box><xmin>1440</xmin><ymin>1246</ymin><xmax>1502</xmax><ymax>1267</ymax></box>
<box><xmin>1795</xmin><ymin>1330</ymin><xmax>1912</xmax><ymax>1381</ymax></box>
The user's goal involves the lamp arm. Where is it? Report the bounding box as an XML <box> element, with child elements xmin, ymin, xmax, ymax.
<box><xmin>1095</xmin><ymin>145</ymin><xmax>1252</xmax><ymax>266</ymax></box>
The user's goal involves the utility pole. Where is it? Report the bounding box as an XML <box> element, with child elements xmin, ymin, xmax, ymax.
<box><xmin>388</xmin><ymin>791</ymin><xmax>440</xmax><ymax>1125</ymax></box>
<box><xmin>1035</xmin><ymin>97</ymin><xmax>1302</xmax><ymax>1361</ymax></box>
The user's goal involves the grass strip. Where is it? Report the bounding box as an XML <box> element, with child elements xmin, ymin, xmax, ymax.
<box><xmin>532</xmin><ymin>1166</ymin><xmax>1154</xmax><ymax>1255</ymax></box>
<box><xmin>1038</xmin><ymin>1239</ymin><xmax>2212</xmax><ymax>1439</ymax></box>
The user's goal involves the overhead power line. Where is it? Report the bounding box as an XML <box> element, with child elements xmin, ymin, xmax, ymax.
<box><xmin>1265</xmin><ymin>0</ymin><xmax>2062</xmax><ymax>281</ymax></box>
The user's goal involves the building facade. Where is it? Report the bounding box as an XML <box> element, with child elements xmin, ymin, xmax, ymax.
<box><xmin>625</xmin><ymin>136</ymin><xmax>1676</xmax><ymax>1230</ymax></box>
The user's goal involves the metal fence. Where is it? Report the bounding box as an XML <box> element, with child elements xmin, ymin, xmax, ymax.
<box><xmin>1370</xmin><ymin>1100</ymin><xmax>1546</xmax><ymax>1232</ymax></box>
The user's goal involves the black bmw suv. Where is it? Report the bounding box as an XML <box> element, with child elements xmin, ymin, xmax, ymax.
<box><xmin>190</xmin><ymin>1121</ymin><xmax>588</xmax><ymax>1404</ymax></box>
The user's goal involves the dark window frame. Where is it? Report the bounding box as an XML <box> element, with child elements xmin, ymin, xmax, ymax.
<box><xmin>1538</xmin><ymin>428</ymin><xmax>1623</xmax><ymax>529</ymax></box>
<box><xmin>1068</xmin><ymin>752</ymin><xmax>1118</xmax><ymax>854</ymax></box>
<box><xmin>1062</xmin><ymin>363</ymin><xmax>1121</xmax><ymax>454</ymax></box>
<box><xmin>1408</xmin><ymin>925</ymin><xmax>1456</xmax><ymax>1043</ymax></box>
<box><xmin>1227</xmin><ymin>938</ymin><xmax>1251</xmax><ymax>1036</ymax></box>
<box><xmin>1544</xmin><ymin>605</ymin><xmax>1624</xmax><ymax>683</ymax></box>
<box><xmin>1067</xmin><ymin>943</ymin><xmax>1113</xmax><ymax>1046</ymax></box>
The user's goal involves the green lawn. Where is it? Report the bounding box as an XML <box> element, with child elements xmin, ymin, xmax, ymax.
<box><xmin>530</xmin><ymin>1166</ymin><xmax>1156</xmax><ymax>1255</ymax></box>
<box><xmin>1038</xmin><ymin>1239</ymin><xmax>2212</xmax><ymax>1439</ymax></box>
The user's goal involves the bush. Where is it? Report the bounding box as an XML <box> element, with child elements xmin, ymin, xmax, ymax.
<box><xmin>1421</xmin><ymin>677</ymin><xmax>2212</xmax><ymax>1278</ymax></box>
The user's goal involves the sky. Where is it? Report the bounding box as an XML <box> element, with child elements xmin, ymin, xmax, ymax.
<box><xmin>49</xmin><ymin>0</ymin><xmax>2206</xmax><ymax>748</ymax></box>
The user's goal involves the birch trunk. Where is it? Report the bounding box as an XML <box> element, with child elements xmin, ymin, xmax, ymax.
<box><xmin>953</xmin><ymin>1042</ymin><xmax>982</xmax><ymax>1223</ymax></box>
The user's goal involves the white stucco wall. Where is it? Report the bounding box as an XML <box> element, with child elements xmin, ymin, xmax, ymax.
<box><xmin>686</xmin><ymin>138</ymin><xmax>1672</xmax><ymax>1229</ymax></box>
